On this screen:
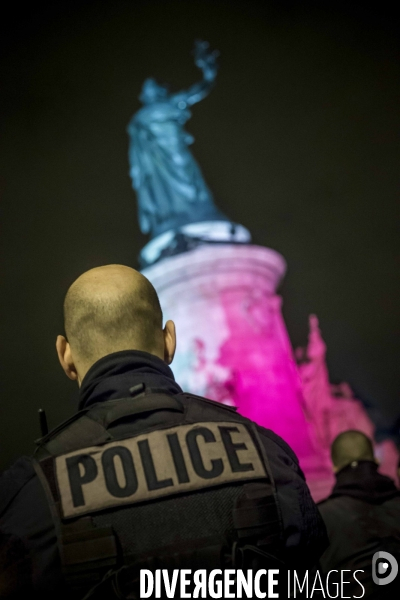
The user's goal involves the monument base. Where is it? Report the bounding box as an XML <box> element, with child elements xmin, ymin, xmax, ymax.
<box><xmin>142</xmin><ymin>243</ymin><xmax>332</xmax><ymax>496</ymax></box>
<box><xmin>142</xmin><ymin>243</ymin><xmax>398</xmax><ymax>500</ymax></box>
<box><xmin>140</xmin><ymin>221</ymin><xmax>251</xmax><ymax>267</ymax></box>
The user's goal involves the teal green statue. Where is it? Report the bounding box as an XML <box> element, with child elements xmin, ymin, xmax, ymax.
<box><xmin>127</xmin><ymin>40</ymin><xmax>227</xmax><ymax>239</ymax></box>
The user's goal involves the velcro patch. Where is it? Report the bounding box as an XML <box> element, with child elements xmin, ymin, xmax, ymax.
<box><xmin>55</xmin><ymin>421</ymin><xmax>266</xmax><ymax>518</ymax></box>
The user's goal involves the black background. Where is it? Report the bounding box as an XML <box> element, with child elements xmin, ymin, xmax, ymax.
<box><xmin>1</xmin><ymin>0</ymin><xmax>399</xmax><ymax>471</ymax></box>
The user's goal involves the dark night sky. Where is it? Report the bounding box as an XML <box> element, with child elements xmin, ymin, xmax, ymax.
<box><xmin>1</xmin><ymin>0</ymin><xmax>399</xmax><ymax>471</ymax></box>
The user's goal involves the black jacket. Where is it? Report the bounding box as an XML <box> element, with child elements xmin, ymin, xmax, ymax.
<box><xmin>0</xmin><ymin>351</ymin><xmax>327</xmax><ymax>597</ymax></box>
<box><xmin>318</xmin><ymin>460</ymin><xmax>400</xmax><ymax>598</ymax></box>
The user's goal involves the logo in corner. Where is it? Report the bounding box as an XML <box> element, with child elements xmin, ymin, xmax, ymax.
<box><xmin>372</xmin><ymin>551</ymin><xmax>398</xmax><ymax>586</ymax></box>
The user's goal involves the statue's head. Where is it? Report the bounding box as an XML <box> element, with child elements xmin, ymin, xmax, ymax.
<box><xmin>139</xmin><ymin>78</ymin><xmax>169</xmax><ymax>104</ymax></box>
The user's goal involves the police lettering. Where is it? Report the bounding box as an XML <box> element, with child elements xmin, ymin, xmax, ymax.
<box><xmin>56</xmin><ymin>421</ymin><xmax>266</xmax><ymax>518</ymax></box>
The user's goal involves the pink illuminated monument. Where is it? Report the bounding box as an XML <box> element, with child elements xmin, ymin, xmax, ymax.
<box><xmin>142</xmin><ymin>244</ymin><xmax>399</xmax><ymax>501</ymax></box>
<box><xmin>128</xmin><ymin>41</ymin><xmax>398</xmax><ymax>501</ymax></box>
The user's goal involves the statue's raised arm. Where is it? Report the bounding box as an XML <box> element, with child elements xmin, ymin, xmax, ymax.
<box><xmin>171</xmin><ymin>40</ymin><xmax>219</xmax><ymax>108</ymax></box>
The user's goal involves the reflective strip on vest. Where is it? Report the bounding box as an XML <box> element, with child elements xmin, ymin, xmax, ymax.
<box><xmin>55</xmin><ymin>421</ymin><xmax>267</xmax><ymax>518</ymax></box>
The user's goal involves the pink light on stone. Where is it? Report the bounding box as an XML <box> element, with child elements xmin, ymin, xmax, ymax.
<box><xmin>143</xmin><ymin>244</ymin><xmax>331</xmax><ymax>498</ymax></box>
<box><xmin>298</xmin><ymin>315</ymin><xmax>399</xmax><ymax>495</ymax></box>
<box><xmin>142</xmin><ymin>246</ymin><xmax>399</xmax><ymax>501</ymax></box>
<box><xmin>217</xmin><ymin>291</ymin><xmax>317</xmax><ymax>460</ymax></box>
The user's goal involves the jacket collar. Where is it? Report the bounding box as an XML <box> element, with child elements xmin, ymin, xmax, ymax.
<box><xmin>330</xmin><ymin>460</ymin><xmax>399</xmax><ymax>504</ymax></box>
<box><xmin>78</xmin><ymin>350</ymin><xmax>182</xmax><ymax>410</ymax></box>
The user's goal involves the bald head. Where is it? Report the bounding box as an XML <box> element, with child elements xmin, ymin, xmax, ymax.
<box><xmin>331</xmin><ymin>430</ymin><xmax>375</xmax><ymax>472</ymax></box>
<box><xmin>57</xmin><ymin>265</ymin><xmax>176</xmax><ymax>384</ymax></box>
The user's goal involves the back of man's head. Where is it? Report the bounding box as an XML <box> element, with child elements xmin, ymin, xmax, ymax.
<box><xmin>331</xmin><ymin>430</ymin><xmax>375</xmax><ymax>472</ymax></box>
<box><xmin>64</xmin><ymin>264</ymin><xmax>163</xmax><ymax>368</ymax></box>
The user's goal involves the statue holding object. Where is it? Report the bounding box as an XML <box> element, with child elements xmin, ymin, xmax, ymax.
<box><xmin>127</xmin><ymin>41</ymin><xmax>250</xmax><ymax>266</ymax></box>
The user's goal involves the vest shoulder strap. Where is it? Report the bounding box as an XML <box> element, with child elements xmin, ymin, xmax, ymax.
<box><xmin>35</xmin><ymin>390</ymin><xmax>184</xmax><ymax>459</ymax></box>
<box><xmin>179</xmin><ymin>392</ymin><xmax>238</xmax><ymax>413</ymax></box>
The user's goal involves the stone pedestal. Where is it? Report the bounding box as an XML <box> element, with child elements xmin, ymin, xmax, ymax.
<box><xmin>142</xmin><ymin>243</ymin><xmax>324</xmax><ymax>483</ymax></box>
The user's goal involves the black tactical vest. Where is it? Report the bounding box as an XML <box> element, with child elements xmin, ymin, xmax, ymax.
<box><xmin>33</xmin><ymin>385</ymin><xmax>284</xmax><ymax>599</ymax></box>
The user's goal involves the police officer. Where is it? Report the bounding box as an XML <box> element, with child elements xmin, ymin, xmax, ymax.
<box><xmin>318</xmin><ymin>430</ymin><xmax>400</xmax><ymax>599</ymax></box>
<box><xmin>0</xmin><ymin>265</ymin><xmax>327</xmax><ymax>599</ymax></box>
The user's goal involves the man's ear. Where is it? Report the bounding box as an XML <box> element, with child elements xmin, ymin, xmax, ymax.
<box><xmin>163</xmin><ymin>320</ymin><xmax>176</xmax><ymax>365</ymax></box>
<box><xmin>56</xmin><ymin>335</ymin><xmax>78</xmax><ymax>381</ymax></box>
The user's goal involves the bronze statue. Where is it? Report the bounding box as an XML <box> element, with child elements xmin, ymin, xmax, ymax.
<box><xmin>127</xmin><ymin>41</ymin><xmax>227</xmax><ymax>239</ymax></box>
